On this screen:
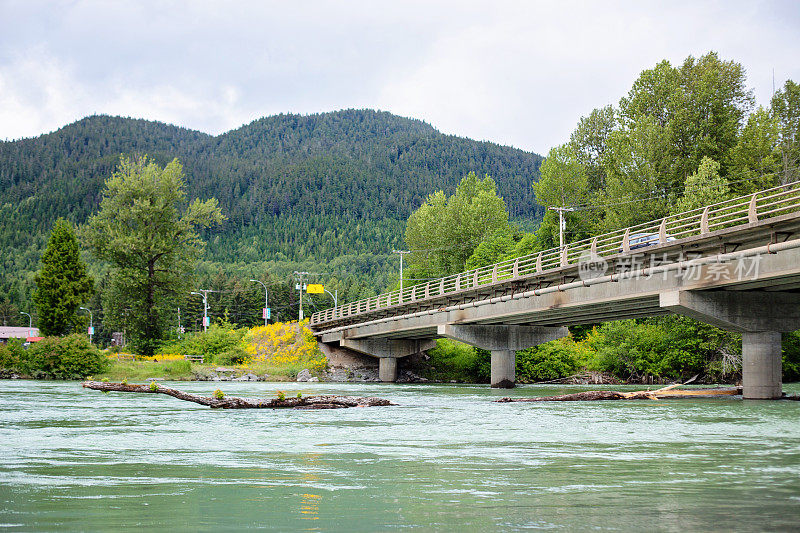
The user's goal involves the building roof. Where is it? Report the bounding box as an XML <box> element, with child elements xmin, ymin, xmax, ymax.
<box><xmin>0</xmin><ymin>326</ymin><xmax>40</xmax><ymax>339</ymax></box>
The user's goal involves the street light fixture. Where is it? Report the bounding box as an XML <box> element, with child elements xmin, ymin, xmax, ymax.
<box><xmin>79</xmin><ymin>307</ymin><xmax>93</xmax><ymax>343</ymax></box>
<box><xmin>20</xmin><ymin>311</ymin><xmax>32</xmax><ymax>338</ymax></box>
<box><xmin>249</xmin><ymin>279</ymin><xmax>269</xmax><ymax>326</ymax></box>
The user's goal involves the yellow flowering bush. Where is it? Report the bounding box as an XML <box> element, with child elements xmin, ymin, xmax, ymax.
<box><xmin>244</xmin><ymin>320</ymin><xmax>326</xmax><ymax>373</ymax></box>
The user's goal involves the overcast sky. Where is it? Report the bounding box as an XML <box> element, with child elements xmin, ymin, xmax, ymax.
<box><xmin>1</xmin><ymin>0</ymin><xmax>798</xmax><ymax>154</ymax></box>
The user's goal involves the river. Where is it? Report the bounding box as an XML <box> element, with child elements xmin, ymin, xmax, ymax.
<box><xmin>1</xmin><ymin>380</ymin><xmax>798</xmax><ymax>531</ymax></box>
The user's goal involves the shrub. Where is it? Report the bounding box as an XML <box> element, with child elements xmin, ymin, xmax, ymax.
<box><xmin>213</xmin><ymin>389</ymin><xmax>225</xmax><ymax>400</ymax></box>
<box><xmin>425</xmin><ymin>339</ymin><xmax>488</xmax><ymax>382</ymax></box>
<box><xmin>783</xmin><ymin>331</ymin><xmax>800</xmax><ymax>382</ymax></box>
<box><xmin>0</xmin><ymin>338</ymin><xmax>25</xmax><ymax>371</ymax></box>
<box><xmin>276</xmin><ymin>390</ymin><xmax>285</xmax><ymax>400</ymax></box>
<box><xmin>215</xmin><ymin>345</ymin><xmax>249</xmax><ymax>365</ymax></box>
<box><xmin>243</xmin><ymin>321</ymin><xmax>326</xmax><ymax>372</ymax></box>
<box><xmin>20</xmin><ymin>335</ymin><xmax>109</xmax><ymax>379</ymax></box>
<box><xmin>149</xmin><ymin>381</ymin><xmax>159</xmax><ymax>391</ymax></box>
<box><xmin>516</xmin><ymin>338</ymin><xmax>584</xmax><ymax>382</ymax></box>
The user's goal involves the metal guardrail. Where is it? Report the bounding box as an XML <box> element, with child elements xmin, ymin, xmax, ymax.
<box><xmin>311</xmin><ymin>181</ymin><xmax>800</xmax><ymax>326</ymax></box>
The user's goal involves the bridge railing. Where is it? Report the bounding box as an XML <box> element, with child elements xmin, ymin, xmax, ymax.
<box><xmin>312</xmin><ymin>181</ymin><xmax>800</xmax><ymax>325</ymax></box>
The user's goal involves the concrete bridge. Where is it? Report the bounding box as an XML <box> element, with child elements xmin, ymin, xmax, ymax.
<box><xmin>310</xmin><ymin>182</ymin><xmax>800</xmax><ymax>399</ymax></box>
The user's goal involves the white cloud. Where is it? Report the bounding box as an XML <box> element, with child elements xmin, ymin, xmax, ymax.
<box><xmin>1</xmin><ymin>0</ymin><xmax>799</xmax><ymax>152</ymax></box>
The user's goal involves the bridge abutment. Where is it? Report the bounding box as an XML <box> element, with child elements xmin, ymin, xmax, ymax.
<box><xmin>437</xmin><ymin>325</ymin><xmax>568</xmax><ymax>388</ymax></box>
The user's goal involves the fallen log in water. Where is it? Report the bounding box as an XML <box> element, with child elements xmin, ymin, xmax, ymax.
<box><xmin>82</xmin><ymin>381</ymin><xmax>395</xmax><ymax>409</ymax></box>
<box><xmin>497</xmin><ymin>378</ymin><xmax>743</xmax><ymax>402</ymax></box>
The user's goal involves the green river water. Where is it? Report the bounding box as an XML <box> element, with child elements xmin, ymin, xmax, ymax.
<box><xmin>0</xmin><ymin>380</ymin><xmax>798</xmax><ymax>531</ymax></box>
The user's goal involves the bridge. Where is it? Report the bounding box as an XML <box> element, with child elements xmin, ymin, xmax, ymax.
<box><xmin>310</xmin><ymin>182</ymin><xmax>800</xmax><ymax>399</ymax></box>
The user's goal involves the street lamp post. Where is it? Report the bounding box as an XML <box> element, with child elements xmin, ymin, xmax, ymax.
<box><xmin>79</xmin><ymin>307</ymin><xmax>93</xmax><ymax>343</ymax></box>
<box><xmin>323</xmin><ymin>287</ymin><xmax>338</xmax><ymax>308</ymax></box>
<box><xmin>191</xmin><ymin>291</ymin><xmax>210</xmax><ymax>332</ymax></box>
<box><xmin>20</xmin><ymin>312</ymin><xmax>32</xmax><ymax>338</ymax></box>
<box><xmin>249</xmin><ymin>279</ymin><xmax>269</xmax><ymax>326</ymax></box>
<box><xmin>392</xmin><ymin>250</ymin><xmax>410</xmax><ymax>295</ymax></box>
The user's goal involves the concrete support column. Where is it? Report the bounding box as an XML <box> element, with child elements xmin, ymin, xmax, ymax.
<box><xmin>491</xmin><ymin>350</ymin><xmax>516</xmax><ymax>389</ymax></box>
<box><xmin>378</xmin><ymin>357</ymin><xmax>398</xmax><ymax>383</ymax></box>
<box><xmin>742</xmin><ymin>331</ymin><xmax>783</xmax><ymax>399</ymax></box>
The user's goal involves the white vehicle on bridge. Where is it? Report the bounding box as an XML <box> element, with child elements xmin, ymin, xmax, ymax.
<box><xmin>625</xmin><ymin>232</ymin><xmax>676</xmax><ymax>251</ymax></box>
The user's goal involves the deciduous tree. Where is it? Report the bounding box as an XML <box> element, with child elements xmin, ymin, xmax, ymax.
<box><xmin>82</xmin><ymin>156</ymin><xmax>224</xmax><ymax>355</ymax></box>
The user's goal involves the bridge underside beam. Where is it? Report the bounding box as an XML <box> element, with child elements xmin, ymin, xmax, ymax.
<box><xmin>437</xmin><ymin>325</ymin><xmax>568</xmax><ymax>388</ymax></box>
<box><xmin>338</xmin><ymin>338</ymin><xmax>436</xmax><ymax>383</ymax></box>
<box><xmin>660</xmin><ymin>290</ymin><xmax>800</xmax><ymax>399</ymax></box>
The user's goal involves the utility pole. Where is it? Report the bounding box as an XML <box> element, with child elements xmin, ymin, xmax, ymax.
<box><xmin>249</xmin><ymin>279</ymin><xmax>269</xmax><ymax>326</ymax></box>
<box><xmin>79</xmin><ymin>307</ymin><xmax>93</xmax><ymax>344</ymax></box>
<box><xmin>20</xmin><ymin>312</ymin><xmax>32</xmax><ymax>338</ymax></box>
<box><xmin>294</xmin><ymin>272</ymin><xmax>309</xmax><ymax>321</ymax></box>
<box><xmin>191</xmin><ymin>290</ymin><xmax>211</xmax><ymax>332</ymax></box>
<box><xmin>548</xmin><ymin>206</ymin><xmax>577</xmax><ymax>249</ymax></box>
<box><xmin>392</xmin><ymin>250</ymin><xmax>410</xmax><ymax>294</ymax></box>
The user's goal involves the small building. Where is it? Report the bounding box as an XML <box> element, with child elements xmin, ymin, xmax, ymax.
<box><xmin>0</xmin><ymin>326</ymin><xmax>41</xmax><ymax>344</ymax></box>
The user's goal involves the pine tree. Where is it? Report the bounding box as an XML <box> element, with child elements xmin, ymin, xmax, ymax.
<box><xmin>33</xmin><ymin>219</ymin><xmax>94</xmax><ymax>336</ymax></box>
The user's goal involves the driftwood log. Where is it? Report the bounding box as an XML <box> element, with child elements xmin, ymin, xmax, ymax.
<box><xmin>82</xmin><ymin>381</ymin><xmax>395</xmax><ymax>409</ymax></box>
<box><xmin>497</xmin><ymin>379</ymin><xmax>743</xmax><ymax>402</ymax></box>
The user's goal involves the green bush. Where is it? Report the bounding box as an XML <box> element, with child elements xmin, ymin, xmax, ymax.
<box><xmin>516</xmin><ymin>339</ymin><xmax>583</xmax><ymax>382</ymax></box>
<box><xmin>162</xmin><ymin>324</ymin><xmax>245</xmax><ymax>362</ymax></box>
<box><xmin>21</xmin><ymin>335</ymin><xmax>109</xmax><ymax>379</ymax></box>
<box><xmin>424</xmin><ymin>339</ymin><xmax>488</xmax><ymax>382</ymax></box>
<box><xmin>0</xmin><ymin>338</ymin><xmax>25</xmax><ymax>371</ymax></box>
<box><xmin>782</xmin><ymin>331</ymin><xmax>800</xmax><ymax>382</ymax></box>
<box><xmin>215</xmin><ymin>344</ymin><xmax>249</xmax><ymax>365</ymax></box>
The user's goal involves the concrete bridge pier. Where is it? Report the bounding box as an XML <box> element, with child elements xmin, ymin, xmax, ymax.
<box><xmin>660</xmin><ymin>291</ymin><xmax>800</xmax><ymax>399</ymax></box>
<box><xmin>742</xmin><ymin>331</ymin><xmax>783</xmax><ymax>400</ymax></box>
<box><xmin>378</xmin><ymin>357</ymin><xmax>398</xmax><ymax>382</ymax></box>
<box><xmin>437</xmin><ymin>324</ymin><xmax>568</xmax><ymax>388</ymax></box>
<box><xmin>339</xmin><ymin>338</ymin><xmax>436</xmax><ymax>382</ymax></box>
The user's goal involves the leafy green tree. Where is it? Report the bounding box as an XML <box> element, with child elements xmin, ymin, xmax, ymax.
<box><xmin>674</xmin><ymin>157</ymin><xmax>730</xmax><ymax>213</ymax></box>
<box><xmin>618</xmin><ymin>52</ymin><xmax>754</xmax><ymax>184</ymax></box>
<box><xmin>771</xmin><ymin>79</ymin><xmax>800</xmax><ymax>184</ymax></box>
<box><xmin>569</xmin><ymin>105</ymin><xmax>616</xmax><ymax>190</ymax></box>
<box><xmin>600</xmin><ymin>116</ymin><xmax>671</xmax><ymax>228</ymax></box>
<box><xmin>533</xmin><ymin>143</ymin><xmax>595</xmax><ymax>244</ymax></box>
<box><xmin>82</xmin><ymin>156</ymin><xmax>224</xmax><ymax>355</ymax></box>
<box><xmin>404</xmin><ymin>172</ymin><xmax>511</xmax><ymax>281</ymax></box>
<box><xmin>728</xmin><ymin>107</ymin><xmax>781</xmax><ymax>192</ymax></box>
<box><xmin>33</xmin><ymin>219</ymin><xmax>94</xmax><ymax>336</ymax></box>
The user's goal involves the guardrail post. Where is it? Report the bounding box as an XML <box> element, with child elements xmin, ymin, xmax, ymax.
<box><xmin>659</xmin><ymin>218</ymin><xmax>667</xmax><ymax>244</ymax></box>
<box><xmin>560</xmin><ymin>245</ymin><xmax>569</xmax><ymax>267</ymax></box>
<box><xmin>622</xmin><ymin>228</ymin><xmax>630</xmax><ymax>253</ymax></box>
<box><xmin>492</xmin><ymin>265</ymin><xmax>498</xmax><ymax>283</ymax></box>
<box><xmin>424</xmin><ymin>282</ymin><xmax>430</xmax><ymax>298</ymax></box>
<box><xmin>456</xmin><ymin>274</ymin><xmax>461</xmax><ymax>291</ymax></box>
<box><xmin>473</xmin><ymin>269</ymin><xmax>479</xmax><ymax>287</ymax></box>
<box><xmin>700</xmin><ymin>206</ymin><xmax>710</xmax><ymax>234</ymax></box>
<box><xmin>513</xmin><ymin>258</ymin><xmax>520</xmax><ymax>277</ymax></box>
<box><xmin>535</xmin><ymin>253</ymin><xmax>541</xmax><ymax>273</ymax></box>
<box><xmin>748</xmin><ymin>193</ymin><xmax>759</xmax><ymax>223</ymax></box>
<box><xmin>590</xmin><ymin>237</ymin><xmax>597</xmax><ymax>256</ymax></box>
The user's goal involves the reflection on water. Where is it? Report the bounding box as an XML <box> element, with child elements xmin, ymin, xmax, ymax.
<box><xmin>0</xmin><ymin>380</ymin><xmax>798</xmax><ymax>531</ymax></box>
<box><xmin>300</xmin><ymin>453</ymin><xmax>321</xmax><ymax>527</ymax></box>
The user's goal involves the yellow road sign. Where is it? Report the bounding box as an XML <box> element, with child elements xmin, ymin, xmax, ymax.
<box><xmin>306</xmin><ymin>284</ymin><xmax>324</xmax><ymax>294</ymax></box>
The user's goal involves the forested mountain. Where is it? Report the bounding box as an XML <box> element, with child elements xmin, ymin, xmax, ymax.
<box><xmin>0</xmin><ymin>110</ymin><xmax>544</xmax><ymax>313</ymax></box>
